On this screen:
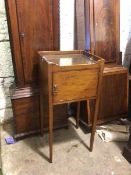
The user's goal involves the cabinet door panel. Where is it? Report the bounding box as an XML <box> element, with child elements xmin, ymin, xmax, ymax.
<box><xmin>53</xmin><ymin>69</ymin><xmax>99</xmax><ymax>103</ymax></box>
<box><xmin>16</xmin><ymin>0</ymin><xmax>54</xmax><ymax>83</ymax></box>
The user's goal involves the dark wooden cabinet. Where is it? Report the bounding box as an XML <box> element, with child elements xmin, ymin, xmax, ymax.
<box><xmin>6</xmin><ymin>0</ymin><xmax>59</xmax><ymax>85</ymax></box>
<box><xmin>78</xmin><ymin>0</ymin><xmax>128</xmax><ymax>125</ymax></box>
<box><xmin>80</xmin><ymin>65</ymin><xmax>128</xmax><ymax>125</ymax></box>
<box><xmin>6</xmin><ymin>0</ymin><xmax>68</xmax><ymax>138</ymax></box>
<box><xmin>10</xmin><ymin>86</ymin><xmax>67</xmax><ymax>138</ymax></box>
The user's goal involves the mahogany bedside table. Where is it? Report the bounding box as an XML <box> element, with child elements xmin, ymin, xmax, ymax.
<box><xmin>38</xmin><ymin>50</ymin><xmax>104</xmax><ymax>162</ymax></box>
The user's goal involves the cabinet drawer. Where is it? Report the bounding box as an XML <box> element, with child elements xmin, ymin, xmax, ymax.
<box><xmin>15</xmin><ymin>112</ymin><xmax>40</xmax><ymax>133</ymax></box>
<box><xmin>12</xmin><ymin>96</ymin><xmax>39</xmax><ymax>116</ymax></box>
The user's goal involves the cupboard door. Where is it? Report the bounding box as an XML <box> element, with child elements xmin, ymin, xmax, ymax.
<box><xmin>91</xmin><ymin>0</ymin><xmax>120</xmax><ymax>62</ymax></box>
<box><xmin>15</xmin><ymin>0</ymin><xmax>56</xmax><ymax>83</ymax></box>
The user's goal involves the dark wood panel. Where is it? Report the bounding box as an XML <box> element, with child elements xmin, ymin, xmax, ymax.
<box><xmin>13</xmin><ymin>101</ymin><xmax>68</xmax><ymax>134</ymax></box>
<box><xmin>11</xmin><ymin>85</ymin><xmax>68</xmax><ymax>136</ymax></box>
<box><xmin>99</xmin><ymin>72</ymin><xmax>128</xmax><ymax>120</ymax></box>
<box><xmin>15</xmin><ymin>112</ymin><xmax>40</xmax><ymax>134</ymax></box>
<box><xmin>16</xmin><ymin>0</ymin><xmax>54</xmax><ymax>83</ymax></box>
<box><xmin>13</xmin><ymin>96</ymin><xmax>39</xmax><ymax>116</ymax></box>
<box><xmin>84</xmin><ymin>0</ymin><xmax>90</xmax><ymax>50</ymax></box>
<box><xmin>12</xmin><ymin>95</ymin><xmax>40</xmax><ymax>134</ymax></box>
<box><xmin>52</xmin><ymin>0</ymin><xmax>60</xmax><ymax>50</ymax></box>
<box><xmin>80</xmin><ymin>66</ymin><xmax>128</xmax><ymax>124</ymax></box>
<box><xmin>90</xmin><ymin>0</ymin><xmax>120</xmax><ymax>62</ymax></box>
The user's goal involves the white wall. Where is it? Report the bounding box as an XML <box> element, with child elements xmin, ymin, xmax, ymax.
<box><xmin>0</xmin><ymin>0</ymin><xmax>14</xmax><ymax>123</ymax></box>
<box><xmin>120</xmin><ymin>0</ymin><xmax>131</xmax><ymax>68</ymax></box>
<box><xmin>60</xmin><ymin>0</ymin><xmax>75</xmax><ymax>50</ymax></box>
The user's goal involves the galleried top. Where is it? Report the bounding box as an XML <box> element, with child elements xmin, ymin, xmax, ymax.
<box><xmin>41</xmin><ymin>53</ymin><xmax>96</xmax><ymax>67</ymax></box>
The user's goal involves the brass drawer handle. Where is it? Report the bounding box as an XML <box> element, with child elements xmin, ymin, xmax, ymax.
<box><xmin>53</xmin><ymin>84</ymin><xmax>58</xmax><ymax>93</ymax></box>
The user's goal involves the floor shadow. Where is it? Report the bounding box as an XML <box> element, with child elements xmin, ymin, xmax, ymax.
<box><xmin>5</xmin><ymin>116</ymin><xmax>130</xmax><ymax>162</ymax></box>
<box><xmin>114</xmin><ymin>141</ymin><xmax>127</xmax><ymax>152</ymax></box>
<box><xmin>22</xmin><ymin>118</ymin><xmax>91</xmax><ymax>162</ymax></box>
<box><xmin>2</xmin><ymin>115</ymin><xmax>92</xmax><ymax>162</ymax></box>
<box><xmin>79</xmin><ymin>118</ymin><xmax>131</xmax><ymax>153</ymax></box>
<box><xmin>2</xmin><ymin>120</ymin><xmax>14</xmax><ymax>136</ymax></box>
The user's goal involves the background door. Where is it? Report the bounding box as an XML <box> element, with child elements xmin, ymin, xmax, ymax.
<box><xmin>90</xmin><ymin>0</ymin><xmax>120</xmax><ymax>62</ymax></box>
<box><xmin>16</xmin><ymin>0</ymin><xmax>59</xmax><ymax>83</ymax></box>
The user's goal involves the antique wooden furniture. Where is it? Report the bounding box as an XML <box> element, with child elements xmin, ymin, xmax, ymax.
<box><xmin>80</xmin><ymin>65</ymin><xmax>128</xmax><ymax>125</ymax></box>
<box><xmin>5</xmin><ymin>0</ymin><xmax>128</xmax><ymax>139</ymax></box>
<box><xmin>123</xmin><ymin>126</ymin><xmax>131</xmax><ymax>163</ymax></box>
<box><xmin>5</xmin><ymin>0</ymin><xmax>68</xmax><ymax>138</ymax></box>
<box><xmin>39</xmin><ymin>50</ymin><xmax>104</xmax><ymax>162</ymax></box>
<box><xmin>9</xmin><ymin>86</ymin><xmax>67</xmax><ymax>137</ymax></box>
<box><xmin>77</xmin><ymin>0</ymin><xmax>128</xmax><ymax>124</ymax></box>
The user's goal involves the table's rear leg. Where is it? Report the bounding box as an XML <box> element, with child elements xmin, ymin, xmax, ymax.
<box><xmin>76</xmin><ymin>102</ymin><xmax>80</xmax><ymax>128</ymax></box>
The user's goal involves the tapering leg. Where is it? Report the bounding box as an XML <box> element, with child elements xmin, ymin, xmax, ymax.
<box><xmin>40</xmin><ymin>118</ymin><xmax>44</xmax><ymax>136</ymax></box>
<box><xmin>90</xmin><ymin>99</ymin><xmax>99</xmax><ymax>152</ymax></box>
<box><xmin>76</xmin><ymin>102</ymin><xmax>80</xmax><ymax>128</ymax></box>
<box><xmin>89</xmin><ymin>58</ymin><xmax>104</xmax><ymax>151</ymax></box>
<box><xmin>40</xmin><ymin>96</ymin><xmax>44</xmax><ymax>136</ymax></box>
<box><xmin>49</xmin><ymin>105</ymin><xmax>53</xmax><ymax>163</ymax></box>
<box><xmin>40</xmin><ymin>107</ymin><xmax>44</xmax><ymax>136</ymax></box>
<box><xmin>90</xmin><ymin>114</ymin><xmax>97</xmax><ymax>151</ymax></box>
<box><xmin>87</xmin><ymin>100</ymin><xmax>91</xmax><ymax>125</ymax></box>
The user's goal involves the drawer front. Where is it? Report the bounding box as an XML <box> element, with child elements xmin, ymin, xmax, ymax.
<box><xmin>15</xmin><ymin>112</ymin><xmax>40</xmax><ymax>133</ymax></box>
<box><xmin>14</xmin><ymin>104</ymin><xmax>68</xmax><ymax>133</ymax></box>
<box><xmin>53</xmin><ymin>69</ymin><xmax>99</xmax><ymax>104</ymax></box>
<box><xmin>13</xmin><ymin>96</ymin><xmax>39</xmax><ymax>116</ymax></box>
<box><xmin>12</xmin><ymin>95</ymin><xmax>68</xmax><ymax>134</ymax></box>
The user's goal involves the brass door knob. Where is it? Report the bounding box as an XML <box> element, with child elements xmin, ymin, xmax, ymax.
<box><xmin>53</xmin><ymin>84</ymin><xmax>58</xmax><ymax>93</ymax></box>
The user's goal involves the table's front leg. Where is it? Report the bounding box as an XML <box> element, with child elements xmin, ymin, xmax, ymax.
<box><xmin>48</xmin><ymin>102</ymin><xmax>53</xmax><ymax>163</ymax></box>
<box><xmin>48</xmin><ymin>64</ymin><xmax>54</xmax><ymax>163</ymax></box>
